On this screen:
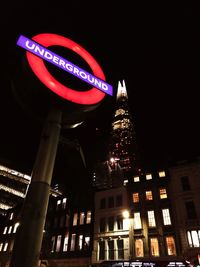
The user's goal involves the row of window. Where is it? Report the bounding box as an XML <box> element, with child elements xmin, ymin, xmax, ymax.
<box><xmin>132</xmin><ymin>188</ymin><xmax>168</xmax><ymax>202</ymax></box>
<box><xmin>132</xmin><ymin>171</ymin><xmax>166</xmax><ymax>183</ymax></box>
<box><xmin>2</xmin><ymin>222</ymin><xmax>20</xmax><ymax>235</ymax></box>
<box><xmin>99</xmin><ymin>209</ymin><xmax>172</xmax><ymax>233</ymax></box>
<box><xmin>51</xmin><ymin>233</ymin><xmax>90</xmax><ymax>252</ymax></box>
<box><xmin>98</xmin><ymin>235</ymin><xmax>176</xmax><ymax>260</ymax></box>
<box><xmin>0</xmin><ymin>240</ymin><xmax>14</xmax><ymax>252</ymax></box>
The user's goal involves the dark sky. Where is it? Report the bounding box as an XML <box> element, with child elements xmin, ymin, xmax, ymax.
<box><xmin>0</xmin><ymin>2</ymin><xmax>199</xmax><ymax>179</ymax></box>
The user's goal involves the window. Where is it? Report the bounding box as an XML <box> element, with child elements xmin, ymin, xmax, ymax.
<box><xmin>84</xmin><ymin>236</ymin><xmax>90</xmax><ymax>250</ymax></box>
<box><xmin>132</xmin><ymin>193</ymin><xmax>139</xmax><ymax>203</ymax></box>
<box><xmin>62</xmin><ymin>198</ymin><xmax>67</xmax><ymax>209</ymax></box>
<box><xmin>78</xmin><ymin>235</ymin><xmax>83</xmax><ymax>250</ymax></box>
<box><xmin>134</xmin><ymin>176</ymin><xmax>140</xmax><ymax>182</ymax></box>
<box><xmin>185</xmin><ymin>201</ymin><xmax>197</xmax><ymax>219</ymax></box>
<box><xmin>159</xmin><ymin>188</ymin><xmax>168</xmax><ymax>199</ymax></box>
<box><xmin>100</xmin><ymin>198</ymin><xmax>106</xmax><ymax>209</ymax></box>
<box><xmin>108</xmin><ymin>240</ymin><xmax>114</xmax><ymax>260</ymax></box>
<box><xmin>146</xmin><ymin>191</ymin><xmax>153</xmax><ymax>200</ymax></box>
<box><xmin>181</xmin><ymin>176</ymin><xmax>191</xmax><ymax>191</ymax></box>
<box><xmin>134</xmin><ymin>212</ymin><xmax>142</xmax><ymax>229</ymax></box>
<box><xmin>9</xmin><ymin>212</ymin><xmax>14</xmax><ymax>220</ymax></box>
<box><xmin>187</xmin><ymin>230</ymin><xmax>200</xmax><ymax>247</ymax></box>
<box><xmin>117</xmin><ymin>239</ymin><xmax>124</xmax><ymax>259</ymax></box>
<box><xmin>150</xmin><ymin>237</ymin><xmax>160</xmax><ymax>256</ymax></box>
<box><xmin>73</xmin><ymin>213</ymin><xmax>78</xmax><ymax>226</ymax></box>
<box><xmin>8</xmin><ymin>226</ymin><xmax>12</xmax><ymax>234</ymax></box>
<box><xmin>159</xmin><ymin>171</ymin><xmax>166</xmax><ymax>177</ymax></box>
<box><xmin>13</xmin><ymin>222</ymin><xmax>20</xmax><ymax>233</ymax></box>
<box><xmin>3</xmin><ymin>242</ymin><xmax>8</xmax><ymax>251</ymax></box>
<box><xmin>63</xmin><ymin>234</ymin><xmax>69</xmax><ymax>251</ymax></box>
<box><xmin>70</xmin><ymin>233</ymin><xmax>76</xmax><ymax>251</ymax></box>
<box><xmin>116</xmin><ymin>215</ymin><xmax>123</xmax><ymax>230</ymax></box>
<box><xmin>162</xmin><ymin>209</ymin><xmax>171</xmax><ymax>225</ymax></box>
<box><xmin>147</xmin><ymin>210</ymin><xmax>156</xmax><ymax>227</ymax></box>
<box><xmin>86</xmin><ymin>211</ymin><xmax>91</xmax><ymax>224</ymax></box>
<box><xmin>108</xmin><ymin>196</ymin><xmax>114</xmax><ymax>208</ymax></box>
<box><xmin>108</xmin><ymin>216</ymin><xmax>114</xmax><ymax>231</ymax></box>
<box><xmin>56</xmin><ymin>235</ymin><xmax>62</xmax><ymax>252</ymax></box>
<box><xmin>3</xmin><ymin>226</ymin><xmax>7</xmax><ymax>235</ymax></box>
<box><xmin>79</xmin><ymin>212</ymin><xmax>85</xmax><ymax>225</ymax></box>
<box><xmin>0</xmin><ymin>243</ymin><xmax>3</xmax><ymax>251</ymax></box>
<box><xmin>146</xmin><ymin>173</ymin><xmax>152</xmax><ymax>180</ymax></box>
<box><xmin>56</xmin><ymin>199</ymin><xmax>61</xmax><ymax>210</ymax></box>
<box><xmin>166</xmin><ymin>236</ymin><xmax>176</xmax><ymax>255</ymax></box>
<box><xmin>116</xmin><ymin>194</ymin><xmax>123</xmax><ymax>206</ymax></box>
<box><xmin>99</xmin><ymin>240</ymin><xmax>105</xmax><ymax>260</ymax></box>
<box><xmin>100</xmin><ymin>217</ymin><xmax>106</xmax><ymax>232</ymax></box>
<box><xmin>135</xmin><ymin>239</ymin><xmax>144</xmax><ymax>257</ymax></box>
<box><xmin>51</xmin><ymin>236</ymin><xmax>56</xmax><ymax>252</ymax></box>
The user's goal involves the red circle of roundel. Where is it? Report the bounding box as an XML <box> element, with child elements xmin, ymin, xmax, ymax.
<box><xmin>26</xmin><ymin>33</ymin><xmax>106</xmax><ymax>105</ymax></box>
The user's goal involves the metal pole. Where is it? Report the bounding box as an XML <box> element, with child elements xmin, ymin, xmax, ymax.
<box><xmin>10</xmin><ymin>107</ymin><xmax>62</xmax><ymax>267</ymax></box>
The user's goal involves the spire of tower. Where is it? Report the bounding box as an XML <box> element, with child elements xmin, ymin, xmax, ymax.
<box><xmin>116</xmin><ymin>80</ymin><xmax>128</xmax><ymax>100</ymax></box>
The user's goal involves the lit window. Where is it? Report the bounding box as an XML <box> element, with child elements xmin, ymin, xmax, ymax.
<box><xmin>70</xmin><ymin>233</ymin><xmax>76</xmax><ymax>251</ymax></box>
<box><xmin>159</xmin><ymin>188</ymin><xmax>168</xmax><ymax>199</ymax></box>
<box><xmin>56</xmin><ymin>235</ymin><xmax>62</xmax><ymax>252</ymax></box>
<box><xmin>51</xmin><ymin>236</ymin><xmax>55</xmax><ymax>252</ymax></box>
<box><xmin>150</xmin><ymin>237</ymin><xmax>159</xmax><ymax>256</ymax></box>
<box><xmin>84</xmin><ymin>236</ymin><xmax>90</xmax><ymax>250</ymax></box>
<box><xmin>62</xmin><ymin>198</ymin><xmax>67</xmax><ymax>209</ymax></box>
<box><xmin>86</xmin><ymin>211</ymin><xmax>91</xmax><ymax>224</ymax></box>
<box><xmin>162</xmin><ymin>209</ymin><xmax>171</xmax><ymax>225</ymax></box>
<box><xmin>166</xmin><ymin>236</ymin><xmax>176</xmax><ymax>255</ymax></box>
<box><xmin>134</xmin><ymin>176</ymin><xmax>140</xmax><ymax>182</ymax></box>
<box><xmin>135</xmin><ymin>239</ymin><xmax>144</xmax><ymax>257</ymax></box>
<box><xmin>9</xmin><ymin>213</ymin><xmax>14</xmax><ymax>220</ymax></box>
<box><xmin>56</xmin><ymin>199</ymin><xmax>61</xmax><ymax>209</ymax></box>
<box><xmin>63</xmin><ymin>234</ymin><xmax>69</xmax><ymax>251</ymax></box>
<box><xmin>3</xmin><ymin>227</ymin><xmax>7</xmax><ymax>235</ymax></box>
<box><xmin>134</xmin><ymin>212</ymin><xmax>142</xmax><ymax>229</ymax></box>
<box><xmin>8</xmin><ymin>226</ymin><xmax>12</xmax><ymax>234</ymax></box>
<box><xmin>146</xmin><ymin>191</ymin><xmax>153</xmax><ymax>200</ymax></box>
<box><xmin>132</xmin><ymin>193</ymin><xmax>139</xmax><ymax>203</ymax></box>
<box><xmin>80</xmin><ymin>212</ymin><xmax>85</xmax><ymax>225</ymax></box>
<box><xmin>124</xmin><ymin>179</ymin><xmax>128</xmax><ymax>186</ymax></box>
<box><xmin>78</xmin><ymin>235</ymin><xmax>83</xmax><ymax>250</ymax></box>
<box><xmin>73</xmin><ymin>213</ymin><xmax>78</xmax><ymax>226</ymax></box>
<box><xmin>159</xmin><ymin>171</ymin><xmax>166</xmax><ymax>177</ymax></box>
<box><xmin>146</xmin><ymin>174</ymin><xmax>152</xmax><ymax>180</ymax></box>
<box><xmin>147</xmin><ymin>210</ymin><xmax>156</xmax><ymax>227</ymax></box>
<box><xmin>0</xmin><ymin>243</ymin><xmax>3</xmax><ymax>251</ymax></box>
<box><xmin>13</xmin><ymin>222</ymin><xmax>20</xmax><ymax>233</ymax></box>
<box><xmin>3</xmin><ymin>242</ymin><xmax>8</xmax><ymax>251</ymax></box>
<box><xmin>187</xmin><ymin>230</ymin><xmax>200</xmax><ymax>247</ymax></box>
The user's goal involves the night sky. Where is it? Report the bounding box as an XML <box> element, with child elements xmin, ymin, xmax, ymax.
<box><xmin>0</xmin><ymin>2</ymin><xmax>199</xmax><ymax>183</ymax></box>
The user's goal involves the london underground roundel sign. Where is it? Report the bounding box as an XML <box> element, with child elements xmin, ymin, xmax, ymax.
<box><xmin>16</xmin><ymin>33</ymin><xmax>113</xmax><ymax>105</ymax></box>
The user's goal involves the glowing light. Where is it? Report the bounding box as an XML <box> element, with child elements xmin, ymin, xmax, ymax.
<box><xmin>16</xmin><ymin>34</ymin><xmax>113</xmax><ymax>105</ymax></box>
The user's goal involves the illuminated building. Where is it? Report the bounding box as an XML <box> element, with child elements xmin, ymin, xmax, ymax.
<box><xmin>109</xmin><ymin>80</ymin><xmax>139</xmax><ymax>177</ymax></box>
<box><xmin>93</xmin><ymin>80</ymin><xmax>141</xmax><ymax>189</ymax></box>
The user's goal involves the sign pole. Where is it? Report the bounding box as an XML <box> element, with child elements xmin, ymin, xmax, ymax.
<box><xmin>10</xmin><ymin>107</ymin><xmax>62</xmax><ymax>267</ymax></box>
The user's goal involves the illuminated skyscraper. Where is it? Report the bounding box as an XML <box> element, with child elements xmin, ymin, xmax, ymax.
<box><xmin>108</xmin><ymin>80</ymin><xmax>141</xmax><ymax>179</ymax></box>
<box><xmin>93</xmin><ymin>80</ymin><xmax>141</xmax><ymax>189</ymax></box>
